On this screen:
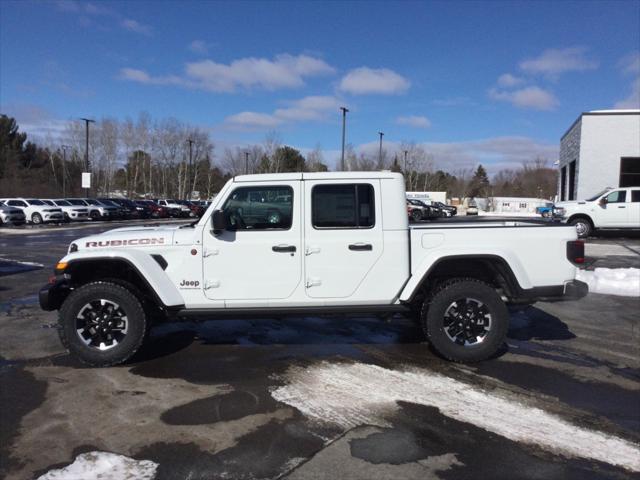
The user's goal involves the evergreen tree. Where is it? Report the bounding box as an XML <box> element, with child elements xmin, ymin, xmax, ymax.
<box><xmin>469</xmin><ymin>164</ymin><xmax>490</xmax><ymax>197</ymax></box>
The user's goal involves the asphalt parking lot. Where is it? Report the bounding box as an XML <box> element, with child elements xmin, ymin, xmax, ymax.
<box><xmin>1</xmin><ymin>221</ymin><xmax>639</xmax><ymax>480</ymax></box>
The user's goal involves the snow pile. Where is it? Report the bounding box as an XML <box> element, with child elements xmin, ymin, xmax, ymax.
<box><xmin>37</xmin><ymin>452</ymin><xmax>158</xmax><ymax>480</ymax></box>
<box><xmin>271</xmin><ymin>362</ymin><xmax>640</xmax><ymax>472</ymax></box>
<box><xmin>577</xmin><ymin>267</ymin><xmax>640</xmax><ymax>297</ymax></box>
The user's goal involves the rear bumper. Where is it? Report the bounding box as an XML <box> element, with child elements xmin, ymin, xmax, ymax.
<box><xmin>511</xmin><ymin>280</ymin><xmax>589</xmax><ymax>304</ymax></box>
<box><xmin>39</xmin><ymin>280</ymin><xmax>70</xmax><ymax>311</ymax></box>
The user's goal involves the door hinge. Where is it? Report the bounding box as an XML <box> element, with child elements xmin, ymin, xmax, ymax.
<box><xmin>305</xmin><ymin>246</ymin><xmax>321</xmax><ymax>256</ymax></box>
<box><xmin>305</xmin><ymin>278</ymin><xmax>322</xmax><ymax>288</ymax></box>
<box><xmin>204</xmin><ymin>280</ymin><xmax>220</xmax><ymax>290</ymax></box>
<box><xmin>203</xmin><ymin>248</ymin><xmax>219</xmax><ymax>258</ymax></box>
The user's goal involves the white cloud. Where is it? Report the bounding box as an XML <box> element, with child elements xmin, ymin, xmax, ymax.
<box><xmin>188</xmin><ymin>40</ymin><xmax>209</xmax><ymax>55</ymax></box>
<box><xmin>338</xmin><ymin>67</ymin><xmax>410</xmax><ymax>95</ymax></box>
<box><xmin>614</xmin><ymin>78</ymin><xmax>640</xmax><ymax>109</ymax></box>
<box><xmin>224</xmin><ymin>95</ymin><xmax>342</xmax><ymax>128</ymax></box>
<box><xmin>121</xmin><ymin>54</ymin><xmax>335</xmax><ymax>93</ymax></box>
<box><xmin>396</xmin><ymin>115</ymin><xmax>431</xmax><ymax>128</ymax></box>
<box><xmin>224</xmin><ymin>111</ymin><xmax>282</xmax><ymax>129</ymax></box>
<box><xmin>497</xmin><ymin>73</ymin><xmax>524</xmax><ymax>87</ymax></box>
<box><xmin>488</xmin><ymin>86</ymin><xmax>559</xmax><ymax>111</ymax></box>
<box><xmin>618</xmin><ymin>52</ymin><xmax>640</xmax><ymax>75</ymax></box>
<box><xmin>519</xmin><ymin>47</ymin><xmax>598</xmax><ymax>77</ymax></box>
<box><xmin>121</xmin><ymin>18</ymin><xmax>152</xmax><ymax>36</ymax></box>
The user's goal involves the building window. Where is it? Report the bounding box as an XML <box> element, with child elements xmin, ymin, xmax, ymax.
<box><xmin>620</xmin><ymin>157</ymin><xmax>640</xmax><ymax>187</ymax></box>
<box><xmin>560</xmin><ymin>166</ymin><xmax>567</xmax><ymax>201</ymax></box>
<box><xmin>568</xmin><ymin>161</ymin><xmax>576</xmax><ymax>200</ymax></box>
<box><xmin>312</xmin><ymin>184</ymin><xmax>375</xmax><ymax>229</ymax></box>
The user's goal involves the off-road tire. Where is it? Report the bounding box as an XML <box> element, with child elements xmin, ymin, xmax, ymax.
<box><xmin>31</xmin><ymin>212</ymin><xmax>43</xmax><ymax>224</ymax></box>
<box><xmin>58</xmin><ymin>281</ymin><xmax>148</xmax><ymax>367</ymax></box>
<box><xmin>421</xmin><ymin>278</ymin><xmax>509</xmax><ymax>363</ymax></box>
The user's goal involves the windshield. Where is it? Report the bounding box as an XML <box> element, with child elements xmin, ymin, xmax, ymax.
<box><xmin>68</xmin><ymin>199</ymin><xmax>87</xmax><ymax>206</ymax></box>
<box><xmin>27</xmin><ymin>199</ymin><xmax>45</xmax><ymax>205</ymax></box>
<box><xmin>585</xmin><ymin>189</ymin><xmax>611</xmax><ymax>202</ymax></box>
<box><xmin>101</xmin><ymin>200</ymin><xmax>118</xmax><ymax>207</ymax></box>
<box><xmin>85</xmin><ymin>199</ymin><xmax>100</xmax><ymax>205</ymax></box>
<box><xmin>54</xmin><ymin>200</ymin><xmax>72</xmax><ymax>206</ymax></box>
<box><xmin>41</xmin><ymin>200</ymin><xmax>55</xmax><ymax>206</ymax></box>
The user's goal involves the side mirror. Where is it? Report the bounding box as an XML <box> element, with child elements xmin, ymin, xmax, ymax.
<box><xmin>211</xmin><ymin>209</ymin><xmax>227</xmax><ymax>235</ymax></box>
<box><xmin>599</xmin><ymin>197</ymin><xmax>608</xmax><ymax>206</ymax></box>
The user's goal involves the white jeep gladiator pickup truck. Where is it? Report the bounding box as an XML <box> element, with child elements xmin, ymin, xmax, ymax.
<box><xmin>40</xmin><ymin>172</ymin><xmax>588</xmax><ymax>366</ymax></box>
<box><xmin>556</xmin><ymin>187</ymin><xmax>640</xmax><ymax>238</ymax></box>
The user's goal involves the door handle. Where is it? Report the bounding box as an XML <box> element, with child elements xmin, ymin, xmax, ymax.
<box><xmin>617</xmin><ymin>206</ymin><xmax>626</xmax><ymax>208</ymax></box>
<box><xmin>348</xmin><ymin>243</ymin><xmax>373</xmax><ymax>251</ymax></box>
<box><xmin>272</xmin><ymin>245</ymin><xmax>296</xmax><ymax>253</ymax></box>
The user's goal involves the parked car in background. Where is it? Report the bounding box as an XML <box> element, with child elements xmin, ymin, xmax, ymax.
<box><xmin>432</xmin><ymin>201</ymin><xmax>457</xmax><ymax>217</ymax></box>
<box><xmin>466</xmin><ymin>201</ymin><xmax>479</xmax><ymax>215</ymax></box>
<box><xmin>135</xmin><ymin>200</ymin><xmax>169</xmax><ymax>218</ymax></box>
<box><xmin>0</xmin><ymin>198</ymin><xmax>63</xmax><ymax>224</ymax></box>
<box><xmin>42</xmin><ymin>199</ymin><xmax>90</xmax><ymax>222</ymax></box>
<box><xmin>407</xmin><ymin>199</ymin><xmax>440</xmax><ymax>221</ymax></box>
<box><xmin>0</xmin><ymin>200</ymin><xmax>26</xmax><ymax>226</ymax></box>
<box><xmin>67</xmin><ymin>198</ymin><xmax>118</xmax><ymax>220</ymax></box>
<box><xmin>175</xmin><ymin>200</ymin><xmax>205</xmax><ymax>217</ymax></box>
<box><xmin>556</xmin><ymin>187</ymin><xmax>640</xmax><ymax>238</ymax></box>
<box><xmin>96</xmin><ymin>199</ymin><xmax>126</xmax><ymax>219</ymax></box>
<box><xmin>100</xmin><ymin>198</ymin><xmax>142</xmax><ymax>219</ymax></box>
<box><xmin>156</xmin><ymin>199</ymin><xmax>192</xmax><ymax>217</ymax></box>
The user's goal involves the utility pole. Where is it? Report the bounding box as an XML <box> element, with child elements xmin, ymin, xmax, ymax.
<box><xmin>403</xmin><ymin>150</ymin><xmax>408</xmax><ymax>172</ymax></box>
<box><xmin>378</xmin><ymin>131</ymin><xmax>384</xmax><ymax>166</ymax></box>
<box><xmin>340</xmin><ymin>107</ymin><xmax>349</xmax><ymax>171</ymax></box>
<box><xmin>61</xmin><ymin>145</ymin><xmax>71</xmax><ymax>197</ymax></box>
<box><xmin>80</xmin><ymin>118</ymin><xmax>95</xmax><ymax>197</ymax></box>
<box><xmin>245</xmin><ymin>151</ymin><xmax>249</xmax><ymax>175</ymax></box>
<box><xmin>187</xmin><ymin>138</ymin><xmax>194</xmax><ymax>200</ymax></box>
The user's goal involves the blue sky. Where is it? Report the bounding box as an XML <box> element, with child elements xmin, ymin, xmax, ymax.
<box><xmin>1</xmin><ymin>0</ymin><xmax>639</xmax><ymax>171</ymax></box>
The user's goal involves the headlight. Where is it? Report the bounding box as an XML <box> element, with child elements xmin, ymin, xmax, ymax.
<box><xmin>554</xmin><ymin>207</ymin><xmax>566</xmax><ymax>216</ymax></box>
<box><xmin>69</xmin><ymin>243</ymin><xmax>78</xmax><ymax>253</ymax></box>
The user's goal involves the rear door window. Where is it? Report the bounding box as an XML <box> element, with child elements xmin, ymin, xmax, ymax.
<box><xmin>312</xmin><ymin>184</ymin><xmax>375</xmax><ymax>229</ymax></box>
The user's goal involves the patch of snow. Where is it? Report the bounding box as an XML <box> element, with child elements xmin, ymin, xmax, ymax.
<box><xmin>577</xmin><ymin>267</ymin><xmax>640</xmax><ymax>297</ymax></box>
<box><xmin>271</xmin><ymin>362</ymin><xmax>640</xmax><ymax>472</ymax></box>
<box><xmin>37</xmin><ymin>451</ymin><xmax>158</xmax><ymax>480</ymax></box>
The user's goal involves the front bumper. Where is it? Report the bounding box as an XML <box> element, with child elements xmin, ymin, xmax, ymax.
<box><xmin>39</xmin><ymin>280</ymin><xmax>70</xmax><ymax>311</ymax></box>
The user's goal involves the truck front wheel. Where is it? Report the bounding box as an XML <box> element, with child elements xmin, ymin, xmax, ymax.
<box><xmin>58</xmin><ymin>282</ymin><xmax>148</xmax><ymax>367</ymax></box>
<box><xmin>569</xmin><ymin>217</ymin><xmax>592</xmax><ymax>238</ymax></box>
<box><xmin>421</xmin><ymin>279</ymin><xmax>509</xmax><ymax>363</ymax></box>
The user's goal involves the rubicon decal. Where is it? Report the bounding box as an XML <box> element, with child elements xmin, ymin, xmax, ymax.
<box><xmin>85</xmin><ymin>238</ymin><xmax>166</xmax><ymax>247</ymax></box>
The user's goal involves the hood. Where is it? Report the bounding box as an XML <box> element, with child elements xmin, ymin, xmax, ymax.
<box><xmin>554</xmin><ymin>200</ymin><xmax>589</xmax><ymax>208</ymax></box>
<box><xmin>72</xmin><ymin>225</ymin><xmax>179</xmax><ymax>252</ymax></box>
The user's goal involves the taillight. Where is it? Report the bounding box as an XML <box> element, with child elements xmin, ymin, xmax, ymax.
<box><xmin>567</xmin><ymin>240</ymin><xmax>585</xmax><ymax>264</ymax></box>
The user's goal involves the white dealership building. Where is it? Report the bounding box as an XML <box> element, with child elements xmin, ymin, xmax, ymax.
<box><xmin>558</xmin><ymin>110</ymin><xmax>640</xmax><ymax>201</ymax></box>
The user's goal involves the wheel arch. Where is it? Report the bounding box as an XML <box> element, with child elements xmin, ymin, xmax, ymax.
<box><xmin>55</xmin><ymin>252</ymin><xmax>184</xmax><ymax>311</ymax></box>
<box><xmin>401</xmin><ymin>254</ymin><xmax>525</xmax><ymax>303</ymax></box>
<box><xmin>567</xmin><ymin>213</ymin><xmax>594</xmax><ymax>227</ymax></box>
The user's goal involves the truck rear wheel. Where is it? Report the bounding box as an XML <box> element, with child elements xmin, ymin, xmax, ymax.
<box><xmin>421</xmin><ymin>278</ymin><xmax>508</xmax><ymax>363</ymax></box>
<box><xmin>58</xmin><ymin>281</ymin><xmax>148</xmax><ymax>367</ymax></box>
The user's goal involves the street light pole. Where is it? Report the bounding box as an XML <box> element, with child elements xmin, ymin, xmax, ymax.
<box><xmin>61</xmin><ymin>145</ymin><xmax>71</xmax><ymax>197</ymax></box>
<box><xmin>378</xmin><ymin>131</ymin><xmax>384</xmax><ymax>166</ymax></box>
<box><xmin>340</xmin><ymin>107</ymin><xmax>349</xmax><ymax>171</ymax></box>
<box><xmin>245</xmin><ymin>151</ymin><xmax>249</xmax><ymax>175</ymax></box>
<box><xmin>187</xmin><ymin>138</ymin><xmax>194</xmax><ymax>200</ymax></box>
<box><xmin>80</xmin><ymin>118</ymin><xmax>95</xmax><ymax>197</ymax></box>
<box><xmin>403</xmin><ymin>150</ymin><xmax>408</xmax><ymax>172</ymax></box>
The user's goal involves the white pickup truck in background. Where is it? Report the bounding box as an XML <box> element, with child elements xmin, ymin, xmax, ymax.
<box><xmin>40</xmin><ymin>172</ymin><xmax>588</xmax><ymax>366</ymax></box>
<box><xmin>557</xmin><ymin>187</ymin><xmax>640</xmax><ymax>237</ymax></box>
